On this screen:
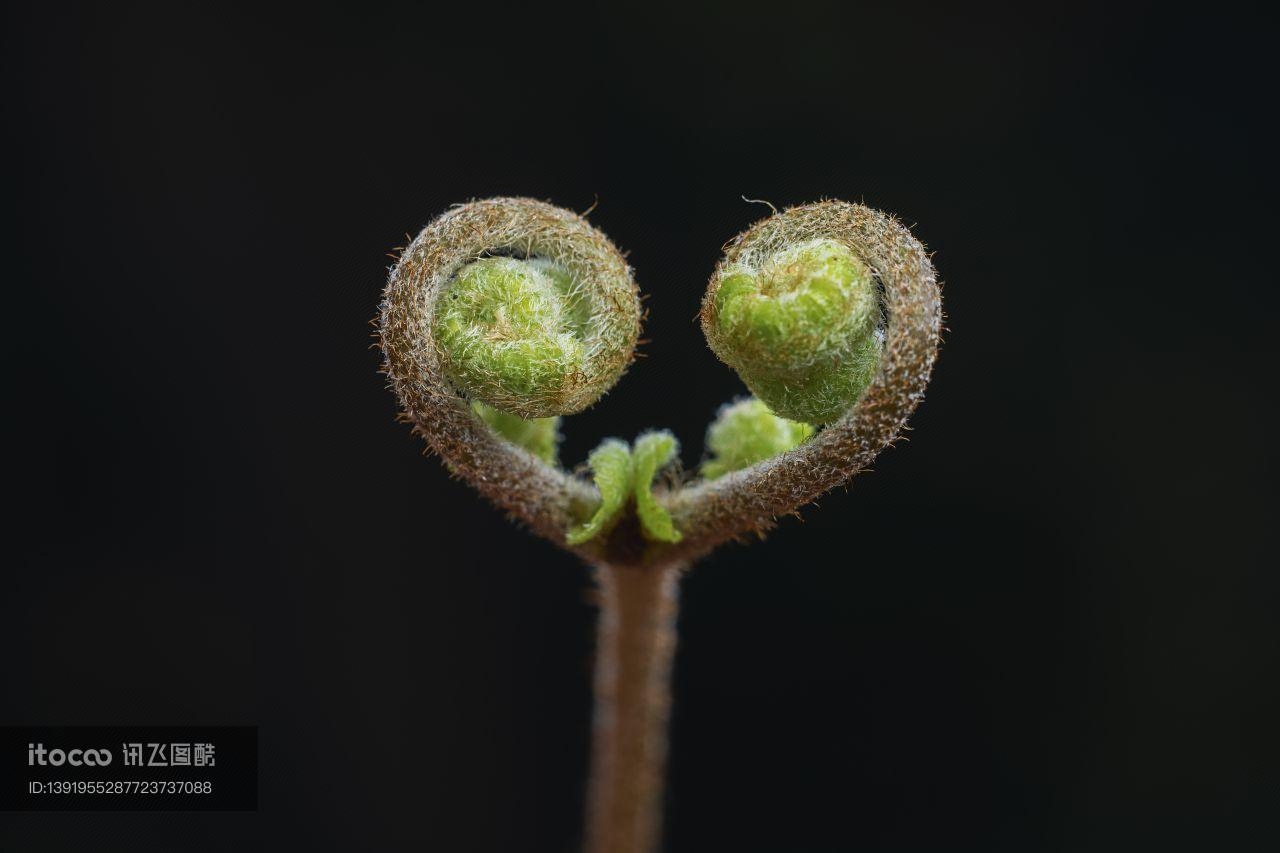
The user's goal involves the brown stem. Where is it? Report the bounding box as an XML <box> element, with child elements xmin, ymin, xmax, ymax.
<box><xmin>585</xmin><ymin>562</ymin><xmax>684</xmax><ymax>853</ymax></box>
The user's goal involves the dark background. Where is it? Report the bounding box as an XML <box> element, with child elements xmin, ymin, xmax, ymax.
<box><xmin>6</xmin><ymin>1</ymin><xmax>1276</xmax><ymax>851</ymax></box>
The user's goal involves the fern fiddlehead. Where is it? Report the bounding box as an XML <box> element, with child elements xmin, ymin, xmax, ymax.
<box><xmin>379</xmin><ymin>197</ymin><xmax>942</xmax><ymax>853</ymax></box>
<box><xmin>379</xmin><ymin>197</ymin><xmax>640</xmax><ymax>543</ymax></box>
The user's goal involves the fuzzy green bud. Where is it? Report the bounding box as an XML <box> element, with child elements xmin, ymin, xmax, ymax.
<box><xmin>702</xmin><ymin>238</ymin><xmax>883</xmax><ymax>423</ymax></box>
<box><xmin>701</xmin><ymin>397</ymin><xmax>814</xmax><ymax>480</ymax></box>
<box><xmin>436</xmin><ymin>253</ymin><xmax>635</xmax><ymax>419</ymax></box>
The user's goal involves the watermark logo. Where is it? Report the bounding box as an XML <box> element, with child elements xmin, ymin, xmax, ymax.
<box><xmin>27</xmin><ymin>743</ymin><xmax>113</xmax><ymax>766</ymax></box>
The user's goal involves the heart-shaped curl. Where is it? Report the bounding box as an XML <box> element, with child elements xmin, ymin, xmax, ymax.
<box><xmin>379</xmin><ymin>197</ymin><xmax>941</xmax><ymax>567</ymax></box>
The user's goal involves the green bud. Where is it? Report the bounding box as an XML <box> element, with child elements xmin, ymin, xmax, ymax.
<box><xmin>436</xmin><ymin>255</ymin><xmax>632</xmax><ymax>418</ymax></box>
<box><xmin>702</xmin><ymin>239</ymin><xmax>883</xmax><ymax>423</ymax></box>
<box><xmin>701</xmin><ymin>397</ymin><xmax>814</xmax><ymax>480</ymax></box>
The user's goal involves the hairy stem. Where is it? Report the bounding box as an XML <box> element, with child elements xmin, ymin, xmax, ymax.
<box><xmin>586</xmin><ymin>562</ymin><xmax>684</xmax><ymax>853</ymax></box>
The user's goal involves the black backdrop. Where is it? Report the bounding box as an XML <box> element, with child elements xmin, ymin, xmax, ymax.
<box><xmin>6</xmin><ymin>2</ymin><xmax>1276</xmax><ymax>851</ymax></box>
